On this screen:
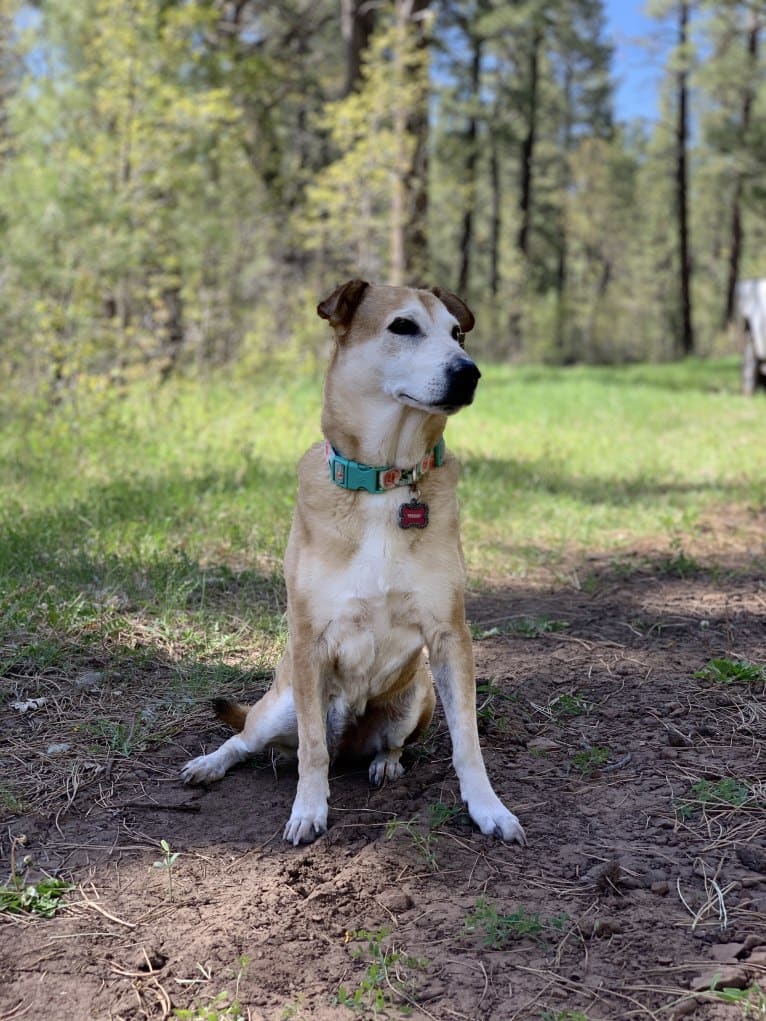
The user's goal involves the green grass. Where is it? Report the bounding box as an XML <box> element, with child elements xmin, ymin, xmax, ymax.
<box><xmin>463</xmin><ymin>897</ymin><xmax>569</xmax><ymax>948</ymax></box>
<box><xmin>571</xmin><ymin>745</ymin><xmax>611</xmax><ymax>776</ymax></box>
<box><xmin>337</xmin><ymin>928</ymin><xmax>427</xmax><ymax>1013</ymax></box>
<box><xmin>1</xmin><ymin>357</ymin><xmax>763</xmax><ymax>682</ymax></box>
<box><xmin>676</xmin><ymin>778</ymin><xmax>752</xmax><ymax>819</ymax></box>
<box><xmin>694</xmin><ymin>658</ymin><xmax>766</xmax><ymax>685</ymax></box>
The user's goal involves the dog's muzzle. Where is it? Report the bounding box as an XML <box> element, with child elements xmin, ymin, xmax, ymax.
<box><xmin>440</xmin><ymin>356</ymin><xmax>481</xmax><ymax>408</ymax></box>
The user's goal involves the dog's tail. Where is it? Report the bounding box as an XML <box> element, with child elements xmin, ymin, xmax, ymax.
<box><xmin>212</xmin><ymin>697</ymin><xmax>249</xmax><ymax>731</ymax></box>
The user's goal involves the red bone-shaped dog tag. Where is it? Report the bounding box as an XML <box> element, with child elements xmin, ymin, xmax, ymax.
<box><xmin>398</xmin><ymin>499</ymin><xmax>429</xmax><ymax>529</ymax></box>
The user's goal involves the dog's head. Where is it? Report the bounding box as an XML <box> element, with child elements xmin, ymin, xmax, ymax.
<box><xmin>318</xmin><ymin>280</ymin><xmax>479</xmax><ymax>415</ymax></box>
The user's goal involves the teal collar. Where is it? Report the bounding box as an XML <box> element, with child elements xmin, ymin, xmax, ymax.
<box><xmin>325</xmin><ymin>437</ymin><xmax>446</xmax><ymax>493</ymax></box>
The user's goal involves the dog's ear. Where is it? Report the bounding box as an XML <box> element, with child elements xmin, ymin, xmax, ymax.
<box><xmin>317</xmin><ymin>279</ymin><xmax>370</xmax><ymax>332</ymax></box>
<box><xmin>430</xmin><ymin>287</ymin><xmax>475</xmax><ymax>334</ymax></box>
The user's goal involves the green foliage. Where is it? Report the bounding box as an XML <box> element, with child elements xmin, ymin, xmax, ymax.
<box><xmin>174</xmin><ymin>998</ymin><xmax>245</xmax><ymax>1021</ymax></box>
<box><xmin>540</xmin><ymin>1012</ymin><xmax>591</xmax><ymax>1021</ymax></box>
<box><xmin>1</xmin><ymin>1</ymin><xmax>765</xmax><ymax>385</ymax></box>
<box><xmin>386</xmin><ymin>802</ymin><xmax>462</xmax><ymax>872</ymax></box>
<box><xmin>301</xmin><ymin>9</ymin><xmax>430</xmax><ymax>281</ymax></box>
<box><xmin>710</xmin><ymin>983</ymin><xmax>766</xmax><ymax>1018</ymax></box>
<box><xmin>472</xmin><ymin>616</ymin><xmax>569</xmax><ymax>640</ymax></box>
<box><xmin>0</xmin><ymin>877</ymin><xmax>72</xmax><ymax>919</ymax></box>
<box><xmin>548</xmin><ymin>693</ymin><xmax>588</xmax><ymax>720</ymax></box>
<box><xmin>571</xmin><ymin>746</ymin><xmax>611</xmax><ymax>776</ymax></box>
<box><xmin>153</xmin><ymin>839</ymin><xmax>181</xmax><ymax>901</ymax></box>
<box><xmin>174</xmin><ymin>957</ymin><xmax>249</xmax><ymax>1020</ymax></box>
<box><xmin>695</xmin><ymin>658</ymin><xmax>766</xmax><ymax>685</ymax></box>
<box><xmin>463</xmin><ymin>897</ymin><xmax>569</xmax><ymax>949</ymax></box>
<box><xmin>677</xmin><ymin>778</ymin><xmax>751</xmax><ymax>819</ymax></box>
<box><xmin>337</xmin><ymin>928</ymin><xmax>426</xmax><ymax>1014</ymax></box>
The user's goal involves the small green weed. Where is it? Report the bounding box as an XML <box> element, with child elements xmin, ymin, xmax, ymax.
<box><xmin>337</xmin><ymin>928</ymin><xmax>426</xmax><ymax>1014</ymax></box>
<box><xmin>571</xmin><ymin>745</ymin><xmax>611</xmax><ymax>776</ymax></box>
<box><xmin>540</xmin><ymin>1011</ymin><xmax>591</xmax><ymax>1021</ymax></box>
<box><xmin>550</xmin><ymin>693</ymin><xmax>588</xmax><ymax>719</ymax></box>
<box><xmin>174</xmin><ymin>997</ymin><xmax>245</xmax><ymax>1021</ymax></box>
<box><xmin>175</xmin><ymin>957</ymin><xmax>250</xmax><ymax>1021</ymax></box>
<box><xmin>463</xmin><ymin>897</ymin><xmax>569</xmax><ymax>949</ymax></box>
<box><xmin>386</xmin><ymin>802</ymin><xmax>461</xmax><ymax>871</ymax></box>
<box><xmin>677</xmin><ymin>778</ymin><xmax>751</xmax><ymax>819</ymax></box>
<box><xmin>86</xmin><ymin>717</ymin><xmax>147</xmax><ymax>757</ymax></box>
<box><xmin>534</xmin><ymin>691</ymin><xmax>589</xmax><ymax>722</ymax></box>
<box><xmin>0</xmin><ymin>783</ymin><xmax>27</xmax><ymax>815</ymax></box>
<box><xmin>153</xmin><ymin>839</ymin><xmax>181</xmax><ymax>901</ymax></box>
<box><xmin>694</xmin><ymin>658</ymin><xmax>766</xmax><ymax>685</ymax></box>
<box><xmin>471</xmin><ymin>616</ymin><xmax>568</xmax><ymax>640</ymax></box>
<box><xmin>0</xmin><ymin>837</ymin><xmax>72</xmax><ymax>919</ymax></box>
<box><xmin>657</xmin><ymin>538</ymin><xmax>702</xmax><ymax>577</ymax></box>
<box><xmin>0</xmin><ymin>876</ymin><xmax>72</xmax><ymax>918</ymax></box>
<box><xmin>475</xmin><ymin>679</ymin><xmax>517</xmax><ymax>730</ymax></box>
<box><xmin>711</xmin><ymin>982</ymin><xmax>766</xmax><ymax>1018</ymax></box>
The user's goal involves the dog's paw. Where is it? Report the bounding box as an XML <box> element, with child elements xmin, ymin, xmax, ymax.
<box><xmin>180</xmin><ymin>754</ymin><xmax>226</xmax><ymax>786</ymax></box>
<box><xmin>283</xmin><ymin>808</ymin><xmax>328</xmax><ymax>846</ymax></box>
<box><xmin>467</xmin><ymin>796</ymin><xmax>526</xmax><ymax>845</ymax></box>
<box><xmin>368</xmin><ymin>753</ymin><xmax>405</xmax><ymax>786</ymax></box>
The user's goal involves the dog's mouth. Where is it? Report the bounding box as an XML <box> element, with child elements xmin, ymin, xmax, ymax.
<box><xmin>397</xmin><ymin>392</ymin><xmax>465</xmax><ymax>415</ymax></box>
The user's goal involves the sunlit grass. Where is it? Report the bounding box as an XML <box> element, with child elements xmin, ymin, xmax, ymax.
<box><xmin>0</xmin><ymin>357</ymin><xmax>763</xmax><ymax>672</ymax></box>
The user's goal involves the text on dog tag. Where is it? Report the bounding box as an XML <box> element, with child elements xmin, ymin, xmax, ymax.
<box><xmin>398</xmin><ymin>499</ymin><xmax>429</xmax><ymax>529</ymax></box>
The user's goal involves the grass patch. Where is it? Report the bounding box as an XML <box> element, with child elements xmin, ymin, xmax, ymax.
<box><xmin>463</xmin><ymin>897</ymin><xmax>569</xmax><ymax>948</ymax></box>
<box><xmin>677</xmin><ymin>778</ymin><xmax>752</xmax><ymax>819</ymax></box>
<box><xmin>472</xmin><ymin>615</ymin><xmax>569</xmax><ymax>640</ymax></box>
<box><xmin>386</xmin><ymin>802</ymin><xmax>466</xmax><ymax>871</ymax></box>
<box><xmin>571</xmin><ymin>745</ymin><xmax>611</xmax><ymax>776</ymax></box>
<box><xmin>711</xmin><ymin>984</ymin><xmax>766</xmax><ymax>1017</ymax></box>
<box><xmin>337</xmin><ymin>928</ymin><xmax>427</xmax><ymax>1014</ymax></box>
<box><xmin>695</xmin><ymin>658</ymin><xmax>766</xmax><ymax>685</ymax></box>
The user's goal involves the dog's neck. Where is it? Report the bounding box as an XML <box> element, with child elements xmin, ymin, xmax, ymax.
<box><xmin>322</xmin><ymin>385</ymin><xmax>446</xmax><ymax>470</ymax></box>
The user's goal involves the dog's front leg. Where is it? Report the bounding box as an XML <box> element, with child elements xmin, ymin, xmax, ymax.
<box><xmin>428</xmin><ymin>624</ymin><xmax>526</xmax><ymax>845</ymax></box>
<box><xmin>283</xmin><ymin>636</ymin><xmax>330</xmax><ymax>846</ymax></box>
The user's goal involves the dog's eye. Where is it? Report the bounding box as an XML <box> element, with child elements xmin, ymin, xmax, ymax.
<box><xmin>451</xmin><ymin>325</ymin><xmax>465</xmax><ymax>347</ymax></box>
<box><xmin>388</xmin><ymin>318</ymin><xmax>419</xmax><ymax>336</ymax></box>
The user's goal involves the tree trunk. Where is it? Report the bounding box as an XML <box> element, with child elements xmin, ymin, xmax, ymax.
<box><xmin>554</xmin><ymin>62</ymin><xmax>573</xmax><ymax>357</ymax></box>
<box><xmin>389</xmin><ymin>0</ymin><xmax>430</xmax><ymax>286</ymax></box>
<box><xmin>676</xmin><ymin>0</ymin><xmax>694</xmax><ymax>356</ymax></box>
<box><xmin>517</xmin><ymin>27</ymin><xmax>541</xmax><ymax>257</ymax></box>
<box><xmin>457</xmin><ymin>36</ymin><xmax>483</xmax><ymax>295</ymax></box>
<box><xmin>724</xmin><ymin>8</ymin><xmax>759</xmax><ymax>328</ymax></box>
<box><xmin>489</xmin><ymin>124</ymin><xmax>501</xmax><ymax>299</ymax></box>
<box><xmin>341</xmin><ymin>0</ymin><xmax>376</xmax><ymax>96</ymax></box>
<box><xmin>159</xmin><ymin>285</ymin><xmax>185</xmax><ymax>382</ymax></box>
<box><xmin>403</xmin><ymin>0</ymin><xmax>430</xmax><ymax>284</ymax></box>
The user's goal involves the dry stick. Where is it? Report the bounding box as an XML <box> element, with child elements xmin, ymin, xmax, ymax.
<box><xmin>0</xmin><ymin>1000</ymin><xmax>31</xmax><ymax>1021</ymax></box>
<box><xmin>77</xmin><ymin>884</ymin><xmax>137</xmax><ymax>929</ymax></box>
<box><xmin>507</xmin><ymin>976</ymin><xmax>558</xmax><ymax>1021</ymax></box>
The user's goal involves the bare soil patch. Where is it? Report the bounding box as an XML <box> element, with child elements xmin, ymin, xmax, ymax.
<box><xmin>2</xmin><ymin>558</ymin><xmax>766</xmax><ymax>1020</ymax></box>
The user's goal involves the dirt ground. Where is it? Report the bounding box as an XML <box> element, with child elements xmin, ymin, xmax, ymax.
<box><xmin>2</xmin><ymin>536</ymin><xmax>766</xmax><ymax>1020</ymax></box>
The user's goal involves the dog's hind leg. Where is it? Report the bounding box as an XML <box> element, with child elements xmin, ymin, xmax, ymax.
<box><xmin>181</xmin><ymin>686</ymin><xmax>297</xmax><ymax>785</ymax></box>
<box><xmin>364</xmin><ymin>662</ymin><xmax>436</xmax><ymax>786</ymax></box>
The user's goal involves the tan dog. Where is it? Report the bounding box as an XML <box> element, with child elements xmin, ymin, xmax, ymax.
<box><xmin>182</xmin><ymin>281</ymin><xmax>525</xmax><ymax>846</ymax></box>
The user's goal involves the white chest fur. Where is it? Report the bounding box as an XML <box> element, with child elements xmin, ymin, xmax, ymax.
<box><xmin>296</xmin><ymin>490</ymin><xmax>446</xmax><ymax>706</ymax></box>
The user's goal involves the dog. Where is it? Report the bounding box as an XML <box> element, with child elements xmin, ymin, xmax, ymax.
<box><xmin>182</xmin><ymin>281</ymin><xmax>525</xmax><ymax>846</ymax></box>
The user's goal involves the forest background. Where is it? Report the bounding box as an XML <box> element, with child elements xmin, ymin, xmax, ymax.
<box><xmin>0</xmin><ymin>0</ymin><xmax>764</xmax><ymax>396</ymax></box>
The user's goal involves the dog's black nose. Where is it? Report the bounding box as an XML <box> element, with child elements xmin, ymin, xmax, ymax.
<box><xmin>442</xmin><ymin>356</ymin><xmax>481</xmax><ymax>407</ymax></box>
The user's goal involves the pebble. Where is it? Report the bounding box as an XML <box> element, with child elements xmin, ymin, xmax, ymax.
<box><xmin>75</xmin><ymin>670</ymin><xmax>103</xmax><ymax>689</ymax></box>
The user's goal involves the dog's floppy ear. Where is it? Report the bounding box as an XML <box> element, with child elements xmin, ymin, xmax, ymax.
<box><xmin>430</xmin><ymin>287</ymin><xmax>475</xmax><ymax>334</ymax></box>
<box><xmin>317</xmin><ymin>279</ymin><xmax>370</xmax><ymax>331</ymax></box>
